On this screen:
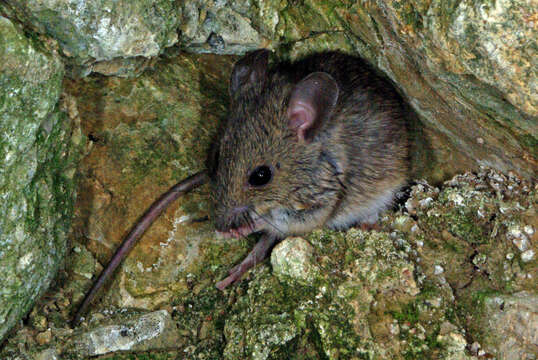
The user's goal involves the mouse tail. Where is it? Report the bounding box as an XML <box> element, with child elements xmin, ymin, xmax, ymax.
<box><xmin>72</xmin><ymin>170</ymin><xmax>209</xmax><ymax>326</ymax></box>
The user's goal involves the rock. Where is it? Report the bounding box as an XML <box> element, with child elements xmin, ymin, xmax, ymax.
<box><xmin>394</xmin><ymin>168</ymin><xmax>536</xmax><ymax>359</ymax></box>
<box><xmin>2</xmin><ymin>0</ymin><xmax>535</xmax><ymax>177</ymax></box>
<box><xmin>0</xmin><ymin>16</ymin><xmax>80</xmax><ymax>342</ymax></box>
<box><xmin>521</xmin><ymin>249</ymin><xmax>535</xmax><ymax>263</ymax></box>
<box><xmin>271</xmin><ymin>237</ymin><xmax>319</xmax><ymax>286</ymax></box>
<box><xmin>179</xmin><ymin>1</ymin><xmax>264</xmax><ymax>55</ymax></box>
<box><xmin>1</xmin><ymin>0</ymin><xmax>179</xmax><ymax>75</ymax></box>
<box><xmin>0</xmin><ymin>0</ymin><xmax>535</xmax><ymax>354</ymax></box>
<box><xmin>221</xmin><ymin>228</ymin><xmax>426</xmax><ymax>359</ymax></box>
<box><xmin>436</xmin><ymin>332</ymin><xmax>474</xmax><ymax>360</ymax></box>
<box><xmin>34</xmin><ymin>348</ymin><xmax>60</xmax><ymax>360</ymax></box>
<box><xmin>66</xmin><ymin>310</ymin><xmax>180</xmax><ymax>357</ymax></box>
<box><xmin>224</xmin><ymin>310</ymin><xmax>298</xmax><ymax>360</ymax></box>
<box><xmin>481</xmin><ymin>292</ymin><xmax>538</xmax><ymax>359</ymax></box>
<box><xmin>70</xmin><ymin>246</ymin><xmax>99</xmax><ymax>280</ymax></box>
<box><xmin>36</xmin><ymin>329</ymin><xmax>52</xmax><ymax>345</ymax></box>
<box><xmin>29</xmin><ymin>310</ymin><xmax>48</xmax><ymax>332</ymax></box>
<box><xmin>0</xmin><ymin>164</ymin><xmax>534</xmax><ymax>359</ymax></box>
<box><xmin>181</xmin><ymin>0</ymin><xmax>538</xmax><ymax>180</ymax></box>
<box><xmin>63</xmin><ymin>53</ymin><xmax>237</xmax><ymax>312</ymax></box>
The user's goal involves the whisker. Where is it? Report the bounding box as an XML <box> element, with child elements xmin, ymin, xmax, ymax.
<box><xmin>245</xmin><ymin>212</ymin><xmax>256</xmax><ymax>232</ymax></box>
<box><xmin>252</xmin><ymin>209</ymin><xmax>285</xmax><ymax>235</ymax></box>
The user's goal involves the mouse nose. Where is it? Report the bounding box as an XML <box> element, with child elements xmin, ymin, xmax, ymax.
<box><xmin>214</xmin><ymin>205</ymin><xmax>250</xmax><ymax>232</ymax></box>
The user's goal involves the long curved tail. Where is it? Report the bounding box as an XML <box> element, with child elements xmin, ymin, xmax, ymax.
<box><xmin>72</xmin><ymin>170</ymin><xmax>209</xmax><ymax>326</ymax></box>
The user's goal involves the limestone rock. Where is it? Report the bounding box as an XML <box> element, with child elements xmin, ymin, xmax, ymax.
<box><xmin>0</xmin><ymin>16</ymin><xmax>80</xmax><ymax>342</ymax></box>
<box><xmin>62</xmin><ymin>53</ymin><xmax>237</xmax><ymax>312</ymax></box>
<box><xmin>2</xmin><ymin>0</ymin><xmax>179</xmax><ymax>75</ymax></box>
<box><xmin>271</xmin><ymin>237</ymin><xmax>319</xmax><ymax>286</ymax></box>
<box><xmin>482</xmin><ymin>292</ymin><xmax>538</xmax><ymax>360</ymax></box>
<box><xmin>1</xmin><ymin>0</ymin><xmax>534</xmax><ymax>178</ymax></box>
<box><xmin>67</xmin><ymin>310</ymin><xmax>180</xmax><ymax>357</ymax></box>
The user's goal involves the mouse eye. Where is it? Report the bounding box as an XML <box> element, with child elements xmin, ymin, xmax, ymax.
<box><xmin>248</xmin><ymin>165</ymin><xmax>273</xmax><ymax>187</ymax></box>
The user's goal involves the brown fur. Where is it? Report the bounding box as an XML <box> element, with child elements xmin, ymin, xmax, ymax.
<box><xmin>210</xmin><ymin>51</ymin><xmax>408</xmax><ymax>238</ymax></box>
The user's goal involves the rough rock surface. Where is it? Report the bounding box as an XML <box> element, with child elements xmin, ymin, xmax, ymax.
<box><xmin>62</xmin><ymin>52</ymin><xmax>236</xmax><ymax>313</ymax></box>
<box><xmin>0</xmin><ymin>1</ymin><xmax>536</xmax><ymax>357</ymax></box>
<box><xmin>0</xmin><ymin>16</ymin><xmax>80</xmax><ymax>342</ymax></box>
<box><xmin>271</xmin><ymin>237</ymin><xmax>319</xmax><ymax>286</ymax></box>
<box><xmin>482</xmin><ymin>292</ymin><xmax>537</xmax><ymax>359</ymax></box>
<box><xmin>1</xmin><ymin>164</ymin><xmax>535</xmax><ymax>359</ymax></box>
<box><xmin>1</xmin><ymin>0</ymin><xmax>180</xmax><ymax>76</ymax></box>
<box><xmin>66</xmin><ymin>310</ymin><xmax>180</xmax><ymax>357</ymax></box>
<box><xmin>2</xmin><ymin>0</ymin><xmax>534</xmax><ymax>185</ymax></box>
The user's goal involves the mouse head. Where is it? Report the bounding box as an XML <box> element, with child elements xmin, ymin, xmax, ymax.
<box><xmin>210</xmin><ymin>49</ymin><xmax>341</xmax><ymax>238</ymax></box>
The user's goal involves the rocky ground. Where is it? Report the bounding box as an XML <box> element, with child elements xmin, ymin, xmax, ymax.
<box><xmin>1</xmin><ymin>167</ymin><xmax>535</xmax><ymax>359</ymax></box>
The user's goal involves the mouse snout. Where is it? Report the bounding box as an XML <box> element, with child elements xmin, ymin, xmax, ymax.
<box><xmin>224</xmin><ymin>205</ymin><xmax>250</xmax><ymax>229</ymax></box>
<box><xmin>214</xmin><ymin>204</ymin><xmax>256</xmax><ymax>237</ymax></box>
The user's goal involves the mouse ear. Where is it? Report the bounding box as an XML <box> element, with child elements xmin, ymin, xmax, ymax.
<box><xmin>230</xmin><ymin>49</ymin><xmax>270</xmax><ymax>99</ymax></box>
<box><xmin>287</xmin><ymin>72</ymin><xmax>339</xmax><ymax>142</ymax></box>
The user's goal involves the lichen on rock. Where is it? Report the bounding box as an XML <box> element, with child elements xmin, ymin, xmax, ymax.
<box><xmin>0</xmin><ymin>16</ymin><xmax>81</xmax><ymax>342</ymax></box>
<box><xmin>1</xmin><ymin>0</ymin><xmax>180</xmax><ymax>75</ymax></box>
<box><xmin>1</xmin><ymin>163</ymin><xmax>536</xmax><ymax>359</ymax></box>
<box><xmin>271</xmin><ymin>237</ymin><xmax>320</xmax><ymax>286</ymax></box>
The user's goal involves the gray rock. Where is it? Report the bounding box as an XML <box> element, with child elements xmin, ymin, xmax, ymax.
<box><xmin>34</xmin><ymin>348</ymin><xmax>60</xmax><ymax>360</ymax></box>
<box><xmin>483</xmin><ymin>292</ymin><xmax>538</xmax><ymax>359</ymax></box>
<box><xmin>1</xmin><ymin>0</ymin><xmax>535</xmax><ymax>180</ymax></box>
<box><xmin>0</xmin><ymin>16</ymin><xmax>79</xmax><ymax>342</ymax></box>
<box><xmin>179</xmin><ymin>0</ymin><xmax>264</xmax><ymax>55</ymax></box>
<box><xmin>436</xmin><ymin>332</ymin><xmax>475</xmax><ymax>360</ymax></box>
<box><xmin>68</xmin><ymin>310</ymin><xmax>180</xmax><ymax>357</ymax></box>
<box><xmin>271</xmin><ymin>237</ymin><xmax>319</xmax><ymax>286</ymax></box>
<box><xmin>2</xmin><ymin>0</ymin><xmax>179</xmax><ymax>72</ymax></box>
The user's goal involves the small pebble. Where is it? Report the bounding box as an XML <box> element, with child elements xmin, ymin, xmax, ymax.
<box><xmin>448</xmin><ymin>193</ymin><xmax>464</xmax><ymax>206</ymax></box>
<box><xmin>30</xmin><ymin>313</ymin><xmax>48</xmax><ymax>332</ymax></box>
<box><xmin>507</xmin><ymin>225</ymin><xmax>523</xmax><ymax>238</ymax></box>
<box><xmin>521</xmin><ymin>249</ymin><xmax>535</xmax><ymax>262</ymax></box>
<box><xmin>389</xmin><ymin>322</ymin><xmax>400</xmax><ymax>335</ymax></box>
<box><xmin>470</xmin><ymin>341</ymin><xmax>481</xmax><ymax>355</ymax></box>
<box><xmin>426</xmin><ymin>297</ymin><xmax>442</xmax><ymax>308</ymax></box>
<box><xmin>512</xmin><ymin>236</ymin><xmax>530</xmax><ymax>252</ymax></box>
<box><xmin>418</xmin><ymin>197</ymin><xmax>433</xmax><ymax>208</ymax></box>
<box><xmin>35</xmin><ymin>329</ymin><xmax>52</xmax><ymax>345</ymax></box>
<box><xmin>56</xmin><ymin>295</ymin><xmax>70</xmax><ymax>309</ymax></box>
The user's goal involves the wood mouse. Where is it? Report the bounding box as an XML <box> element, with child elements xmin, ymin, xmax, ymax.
<box><xmin>210</xmin><ymin>50</ymin><xmax>408</xmax><ymax>289</ymax></box>
<box><xmin>73</xmin><ymin>50</ymin><xmax>408</xmax><ymax>324</ymax></box>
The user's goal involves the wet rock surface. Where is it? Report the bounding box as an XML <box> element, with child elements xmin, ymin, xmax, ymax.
<box><xmin>1</xmin><ymin>167</ymin><xmax>535</xmax><ymax>359</ymax></box>
<box><xmin>0</xmin><ymin>16</ymin><xmax>81</xmax><ymax>342</ymax></box>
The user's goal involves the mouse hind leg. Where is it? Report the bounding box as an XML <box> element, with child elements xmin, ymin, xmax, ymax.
<box><xmin>216</xmin><ymin>233</ymin><xmax>280</xmax><ymax>290</ymax></box>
